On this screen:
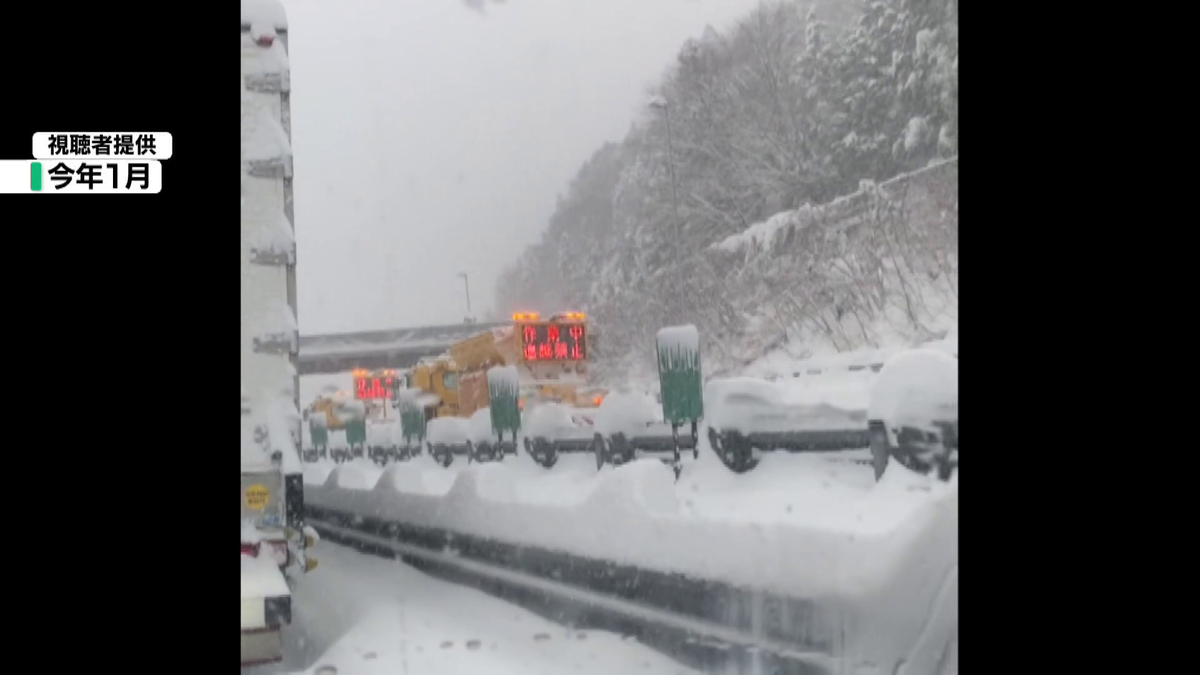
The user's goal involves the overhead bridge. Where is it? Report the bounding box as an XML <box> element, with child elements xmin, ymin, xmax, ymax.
<box><xmin>297</xmin><ymin>322</ymin><xmax>511</xmax><ymax>376</ymax></box>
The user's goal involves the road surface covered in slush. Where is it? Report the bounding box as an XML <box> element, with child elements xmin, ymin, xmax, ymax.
<box><xmin>250</xmin><ymin>541</ymin><xmax>698</xmax><ymax>675</ymax></box>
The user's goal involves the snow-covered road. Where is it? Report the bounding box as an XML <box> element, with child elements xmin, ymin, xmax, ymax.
<box><xmin>247</xmin><ymin>541</ymin><xmax>699</xmax><ymax>675</ymax></box>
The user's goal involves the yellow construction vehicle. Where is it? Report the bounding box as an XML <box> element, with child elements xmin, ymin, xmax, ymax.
<box><xmin>305</xmin><ymin>390</ymin><xmax>354</xmax><ymax>430</ymax></box>
<box><xmin>405</xmin><ymin>355</ymin><xmax>461</xmax><ymax>418</ymax></box>
<box><xmin>405</xmin><ymin>311</ymin><xmax>607</xmax><ymax>422</ymax></box>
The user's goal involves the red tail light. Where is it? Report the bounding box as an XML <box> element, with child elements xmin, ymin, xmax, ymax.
<box><xmin>241</xmin><ymin>541</ymin><xmax>261</xmax><ymax>557</ymax></box>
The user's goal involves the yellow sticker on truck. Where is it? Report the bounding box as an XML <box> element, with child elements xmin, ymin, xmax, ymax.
<box><xmin>244</xmin><ymin>484</ymin><xmax>270</xmax><ymax>510</ymax></box>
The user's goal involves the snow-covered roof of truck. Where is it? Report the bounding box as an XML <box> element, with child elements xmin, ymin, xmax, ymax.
<box><xmin>241</xmin><ymin>0</ymin><xmax>288</xmax><ymax>30</ymax></box>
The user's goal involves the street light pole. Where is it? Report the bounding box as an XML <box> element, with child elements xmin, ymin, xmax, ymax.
<box><xmin>650</xmin><ymin>96</ymin><xmax>682</xmax><ymax>239</ymax></box>
<box><xmin>457</xmin><ymin>272</ymin><xmax>472</xmax><ymax>321</ymax></box>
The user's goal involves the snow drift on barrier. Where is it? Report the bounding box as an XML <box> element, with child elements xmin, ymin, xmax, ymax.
<box><xmin>306</xmin><ymin>454</ymin><xmax>957</xmax><ymax>606</ymax></box>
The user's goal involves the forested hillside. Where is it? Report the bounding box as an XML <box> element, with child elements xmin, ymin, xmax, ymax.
<box><xmin>495</xmin><ymin>0</ymin><xmax>958</xmax><ymax>381</ymax></box>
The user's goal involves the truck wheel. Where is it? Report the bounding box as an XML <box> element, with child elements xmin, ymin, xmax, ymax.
<box><xmin>610</xmin><ymin>433</ymin><xmax>634</xmax><ymax>465</ymax></box>
<box><xmin>533</xmin><ymin>439</ymin><xmax>558</xmax><ymax>469</ymax></box>
<box><xmin>869</xmin><ymin>421</ymin><xmax>890</xmax><ymax>481</ymax></box>
<box><xmin>713</xmin><ymin>430</ymin><xmax>757</xmax><ymax>473</ymax></box>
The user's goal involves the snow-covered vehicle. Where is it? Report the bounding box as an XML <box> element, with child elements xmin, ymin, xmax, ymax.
<box><xmin>593</xmin><ymin>390</ymin><xmax>698</xmax><ymax>467</ymax></box>
<box><xmin>241</xmin><ymin>396</ymin><xmax>318</xmax><ymax>666</ymax></box>
<box><xmin>464</xmin><ymin>407</ymin><xmax>510</xmax><ymax>463</ymax></box>
<box><xmin>705</xmin><ymin>377</ymin><xmax>871</xmax><ymax>473</ymax></box>
<box><xmin>241</xmin><ymin>520</ymin><xmax>292</xmax><ymax>667</ymax></box>
<box><xmin>365</xmin><ymin>415</ymin><xmax>401</xmax><ymax>466</ymax></box>
<box><xmin>242</xmin><ymin>0</ymin><xmax>315</xmax><ymax>666</ymax></box>
<box><xmin>426</xmin><ymin>415</ymin><xmax>473</xmax><ymax>467</ymax></box>
<box><xmin>867</xmin><ymin>348</ymin><xmax>958</xmax><ymax>481</ymax></box>
<box><xmin>522</xmin><ymin>402</ymin><xmax>603</xmax><ymax>468</ymax></box>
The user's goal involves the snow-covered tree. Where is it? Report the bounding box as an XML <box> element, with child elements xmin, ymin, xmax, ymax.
<box><xmin>494</xmin><ymin>0</ymin><xmax>958</xmax><ymax>381</ymax></box>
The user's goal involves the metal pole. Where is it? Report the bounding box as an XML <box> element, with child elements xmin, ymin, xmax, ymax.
<box><xmin>458</xmin><ymin>272</ymin><xmax>472</xmax><ymax>317</ymax></box>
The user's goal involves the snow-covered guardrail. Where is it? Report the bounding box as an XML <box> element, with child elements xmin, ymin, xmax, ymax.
<box><xmin>304</xmin><ymin>460</ymin><xmax>958</xmax><ymax>675</ymax></box>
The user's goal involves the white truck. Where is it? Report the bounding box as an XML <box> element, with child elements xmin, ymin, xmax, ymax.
<box><xmin>241</xmin><ymin>0</ymin><xmax>316</xmax><ymax>667</ymax></box>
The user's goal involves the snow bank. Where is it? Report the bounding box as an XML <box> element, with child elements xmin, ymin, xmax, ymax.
<box><xmin>922</xmin><ymin>332</ymin><xmax>958</xmax><ymax>358</ymax></box>
<box><xmin>241</xmin><ymin>553</ymin><xmax>289</xmax><ymax>600</ymax></box>
<box><xmin>656</xmin><ymin>324</ymin><xmax>700</xmax><ymax>352</ymax></box>
<box><xmin>296</xmin><ymin>569</ymin><xmax>700</xmax><ymax>675</ymax></box>
<box><xmin>366</xmin><ymin>420</ymin><xmax>399</xmax><ymax>446</ymax></box>
<box><xmin>837</xmin><ymin>471</ymin><xmax>958</xmax><ymax>671</ymax></box>
<box><xmin>308</xmin><ymin>457</ymin><xmax>954</xmax><ymax>601</ymax></box>
<box><xmin>523</xmin><ymin>402</ymin><xmax>580</xmax><ymax>440</ymax></box>
<box><xmin>427</xmin><ymin>416</ymin><xmax>470</xmax><ymax>445</ymax></box>
<box><xmin>371</xmin><ymin>458</ymin><xmax>459</xmax><ymax>496</ymax></box>
<box><xmin>450</xmin><ymin>464</ymin><xmax>519</xmax><ymax>503</ymax></box>
<box><xmin>303</xmin><ymin>462</ymin><xmax>334</xmax><ymax>486</ymax></box>
<box><xmin>326</xmin><ymin>460</ymin><xmax>384</xmax><ymax>490</ymax></box>
<box><xmin>580</xmin><ymin>460</ymin><xmax>679</xmax><ymax>518</ymax></box>
<box><xmin>594</xmin><ymin>390</ymin><xmax>659</xmax><ymax>437</ymax></box>
<box><xmin>706</xmin><ymin>376</ymin><xmax>864</xmax><ymax>433</ymax></box>
<box><xmin>775</xmin><ymin>372</ymin><xmax>873</xmax><ymax>411</ymax></box>
<box><xmin>740</xmin><ymin>333</ymin><xmax>957</xmax><ymax>381</ymax></box>
<box><xmin>374</xmin><ymin>463</ymin><xmax>428</xmax><ymax>494</ymax></box>
<box><xmin>466</xmin><ymin>408</ymin><xmax>494</xmax><ymax>443</ymax></box>
<box><xmin>868</xmin><ymin>348</ymin><xmax>958</xmax><ymax>436</ymax></box>
<box><xmin>241</xmin><ymin>520</ymin><xmax>263</xmax><ymax>544</ymax></box>
<box><xmin>703</xmin><ymin>377</ymin><xmax>781</xmax><ymax>431</ymax></box>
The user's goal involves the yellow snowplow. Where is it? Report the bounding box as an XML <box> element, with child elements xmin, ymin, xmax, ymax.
<box><xmin>305</xmin><ymin>390</ymin><xmax>354</xmax><ymax>430</ymax></box>
<box><xmin>406</xmin><ymin>311</ymin><xmax>606</xmax><ymax>422</ymax></box>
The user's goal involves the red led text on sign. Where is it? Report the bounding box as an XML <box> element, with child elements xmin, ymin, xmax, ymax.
<box><xmin>354</xmin><ymin>377</ymin><xmax>394</xmax><ymax>400</ymax></box>
<box><xmin>520</xmin><ymin>323</ymin><xmax>587</xmax><ymax>362</ymax></box>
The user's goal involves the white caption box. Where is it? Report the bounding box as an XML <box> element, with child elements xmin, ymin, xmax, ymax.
<box><xmin>32</xmin><ymin>132</ymin><xmax>173</xmax><ymax>161</ymax></box>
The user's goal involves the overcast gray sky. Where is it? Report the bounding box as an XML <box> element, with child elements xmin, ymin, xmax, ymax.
<box><xmin>285</xmin><ymin>0</ymin><xmax>762</xmax><ymax>335</ymax></box>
